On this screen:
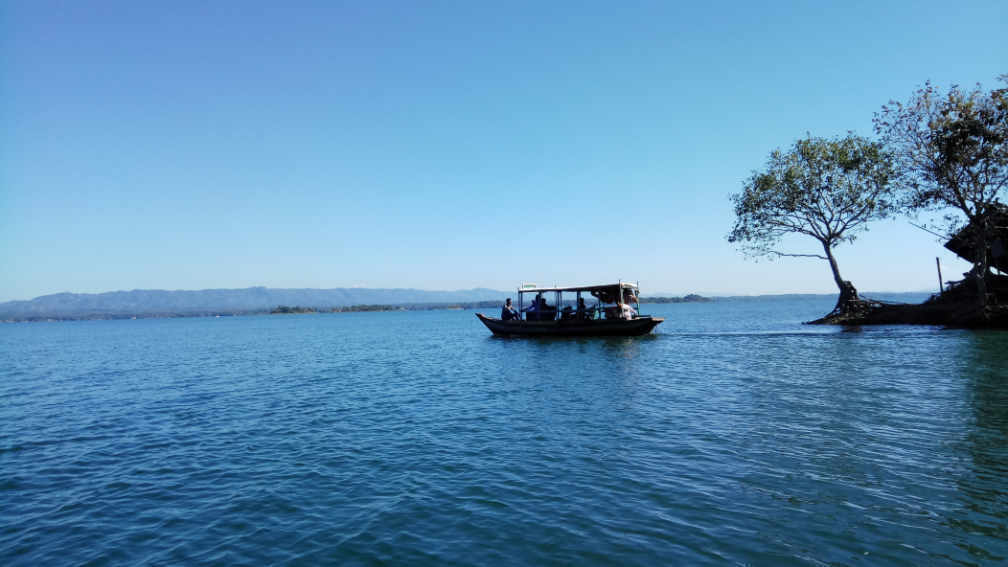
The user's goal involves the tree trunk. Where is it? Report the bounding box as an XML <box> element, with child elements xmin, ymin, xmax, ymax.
<box><xmin>975</xmin><ymin>216</ymin><xmax>990</xmax><ymax>310</ymax></box>
<box><xmin>823</xmin><ymin>241</ymin><xmax>859</xmax><ymax>314</ymax></box>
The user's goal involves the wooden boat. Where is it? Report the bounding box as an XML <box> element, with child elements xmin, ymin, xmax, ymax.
<box><xmin>476</xmin><ymin>282</ymin><xmax>664</xmax><ymax>337</ymax></box>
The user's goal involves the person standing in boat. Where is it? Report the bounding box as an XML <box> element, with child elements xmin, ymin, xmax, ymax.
<box><xmin>501</xmin><ymin>298</ymin><xmax>520</xmax><ymax>321</ymax></box>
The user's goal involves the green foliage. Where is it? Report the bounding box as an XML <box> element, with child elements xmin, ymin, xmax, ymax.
<box><xmin>728</xmin><ymin>134</ymin><xmax>896</xmax><ymax>259</ymax></box>
<box><xmin>874</xmin><ymin>76</ymin><xmax>1008</xmax><ymax>231</ymax></box>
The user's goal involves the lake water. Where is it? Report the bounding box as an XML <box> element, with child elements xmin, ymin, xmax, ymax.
<box><xmin>2</xmin><ymin>296</ymin><xmax>1006</xmax><ymax>565</ymax></box>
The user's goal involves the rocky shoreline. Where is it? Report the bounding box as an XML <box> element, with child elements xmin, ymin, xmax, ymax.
<box><xmin>810</xmin><ymin>276</ymin><xmax>1008</xmax><ymax>328</ymax></box>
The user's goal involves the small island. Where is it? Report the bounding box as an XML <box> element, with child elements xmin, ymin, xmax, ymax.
<box><xmin>728</xmin><ymin>77</ymin><xmax>1007</xmax><ymax>329</ymax></box>
<box><xmin>639</xmin><ymin>294</ymin><xmax>712</xmax><ymax>304</ymax></box>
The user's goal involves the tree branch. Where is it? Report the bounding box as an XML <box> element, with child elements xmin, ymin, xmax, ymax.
<box><xmin>767</xmin><ymin>250</ymin><xmax>829</xmax><ymax>260</ymax></box>
<box><xmin>907</xmin><ymin>221</ymin><xmax>947</xmax><ymax>239</ymax></box>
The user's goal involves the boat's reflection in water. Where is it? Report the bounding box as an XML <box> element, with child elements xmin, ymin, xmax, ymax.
<box><xmin>487</xmin><ymin>332</ymin><xmax>657</xmax><ymax>360</ymax></box>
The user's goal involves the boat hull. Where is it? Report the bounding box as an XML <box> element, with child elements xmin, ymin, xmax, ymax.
<box><xmin>475</xmin><ymin>313</ymin><xmax>663</xmax><ymax>337</ymax></box>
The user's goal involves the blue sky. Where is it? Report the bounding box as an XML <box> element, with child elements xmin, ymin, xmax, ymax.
<box><xmin>2</xmin><ymin>1</ymin><xmax>1005</xmax><ymax>301</ymax></box>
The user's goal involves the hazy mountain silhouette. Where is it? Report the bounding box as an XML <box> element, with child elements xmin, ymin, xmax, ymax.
<box><xmin>0</xmin><ymin>287</ymin><xmax>511</xmax><ymax>320</ymax></box>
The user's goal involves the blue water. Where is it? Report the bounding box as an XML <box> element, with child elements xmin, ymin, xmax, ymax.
<box><xmin>2</xmin><ymin>297</ymin><xmax>1006</xmax><ymax>565</ymax></box>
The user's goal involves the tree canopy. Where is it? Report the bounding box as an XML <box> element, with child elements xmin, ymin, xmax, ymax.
<box><xmin>875</xmin><ymin>76</ymin><xmax>1007</xmax><ymax>227</ymax></box>
<box><xmin>728</xmin><ymin>134</ymin><xmax>895</xmax><ymax>311</ymax></box>
<box><xmin>875</xmin><ymin>77</ymin><xmax>1008</xmax><ymax>305</ymax></box>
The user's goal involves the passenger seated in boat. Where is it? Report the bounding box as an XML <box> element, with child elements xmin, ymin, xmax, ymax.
<box><xmin>540</xmin><ymin>297</ymin><xmax>558</xmax><ymax>320</ymax></box>
<box><xmin>501</xmin><ymin>298</ymin><xmax>519</xmax><ymax>321</ymax></box>
<box><xmin>575</xmin><ymin>297</ymin><xmax>590</xmax><ymax>320</ymax></box>
<box><xmin>621</xmin><ymin>292</ymin><xmax>638</xmax><ymax>320</ymax></box>
<box><xmin>620</xmin><ymin>302</ymin><xmax>637</xmax><ymax>320</ymax></box>
<box><xmin>524</xmin><ymin>293</ymin><xmax>543</xmax><ymax>312</ymax></box>
<box><xmin>524</xmin><ymin>293</ymin><xmax>555</xmax><ymax>321</ymax></box>
<box><xmin>523</xmin><ymin>294</ymin><xmax>540</xmax><ymax>319</ymax></box>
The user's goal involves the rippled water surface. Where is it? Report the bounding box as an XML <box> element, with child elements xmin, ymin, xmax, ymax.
<box><xmin>2</xmin><ymin>297</ymin><xmax>1006</xmax><ymax>565</ymax></box>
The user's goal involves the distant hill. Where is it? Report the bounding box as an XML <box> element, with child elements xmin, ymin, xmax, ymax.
<box><xmin>0</xmin><ymin>287</ymin><xmax>511</xmax><ymax>321</ymax></box>
<box><xmin>639</xmin><ymin>294</ymin><xmax>712</xmax><ymax>303</ymax></box>
<box><xmin>714</xmin><ymin>291</ymin><xmax>934</xmax><ymax>303</ymax></box>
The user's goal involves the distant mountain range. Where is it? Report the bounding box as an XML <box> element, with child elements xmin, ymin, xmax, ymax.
<box><xmin>0</xmin><ymin>287</ymin><xmax>933</xmax><ymax>322</ymax></box>
<box><xmin>0</xmin><ymin>287</ymin><xmax>511</xmax><ymax>321</ymax></box>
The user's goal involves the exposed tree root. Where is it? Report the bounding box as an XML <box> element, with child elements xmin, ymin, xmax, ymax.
<box><xmin>808</xmin><ymin>274</ymin><xmax>1008</xmax><ymax>328</ymax></box>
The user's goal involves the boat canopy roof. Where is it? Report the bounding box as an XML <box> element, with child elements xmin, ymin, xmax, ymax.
<box><xmin>944</xmin><ymin>204</ymin><xmax>1008</xmax><ymax>274</ymax></box>
<box><xmin>518</xmin><ymin>282</ymin><xmax>639</xmax><ymax>294</ymax></box>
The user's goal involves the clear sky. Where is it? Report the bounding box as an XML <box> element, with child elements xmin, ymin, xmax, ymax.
<box><xmin>2</xmin><ymin>1</ymin><xmax>1005</xmax><ymax>301</ymax></box>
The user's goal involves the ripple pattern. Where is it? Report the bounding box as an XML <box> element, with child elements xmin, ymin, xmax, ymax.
<box><xmin>1</xmin><ymin>299</ymin><xmax>1006</xmax><ymax>565</ymax></box>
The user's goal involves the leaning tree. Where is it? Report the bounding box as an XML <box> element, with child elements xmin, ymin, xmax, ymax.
<box><xmin>728</xmin><ymin>134</ymin><xmax>895</xmax><ymax>316</ymax></box>
<box><xmin>874</xmin><ymin>76</ymin><xmax>1008</xmax><ymax>306</ymax></box>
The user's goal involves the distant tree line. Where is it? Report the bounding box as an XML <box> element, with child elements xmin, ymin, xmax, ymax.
<box><xmin>4</xmin><ymin>301</ymin><xmax>507</xmax><ymax>322</ymax></box>
<box><xmin>330</xmin><ymin>300</ymin><xmax>502</xmax><ymax>312</ymax></box>
<box><xmin>271</xmin><ymin>306</ymin><xmax>318</xmax><ymax>314</ymax></box>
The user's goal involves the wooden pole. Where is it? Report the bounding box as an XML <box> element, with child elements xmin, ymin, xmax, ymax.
<box><xmin>936</xmin><ymin>257</ymin><xmax>944</xmax><ymax>294</ymax></box>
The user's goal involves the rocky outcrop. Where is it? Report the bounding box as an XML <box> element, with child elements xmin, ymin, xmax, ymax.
<box><xmin>809</xmin><ymin>273</ymin><xmax>1008</xmax><ymax>328</ymax></box>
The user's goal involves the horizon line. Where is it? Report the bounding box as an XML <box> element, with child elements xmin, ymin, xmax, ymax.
<box><xmin>1</xmin><ymin>285</ymin><xmax>938</xmax><ymax>304</ymax></box>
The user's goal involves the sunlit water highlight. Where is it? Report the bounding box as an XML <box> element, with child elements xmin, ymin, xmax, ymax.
<box><xmin>1</xmin><ymin>296</ymin><xmax>1006</xmax><ymax>565</ymax></box>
